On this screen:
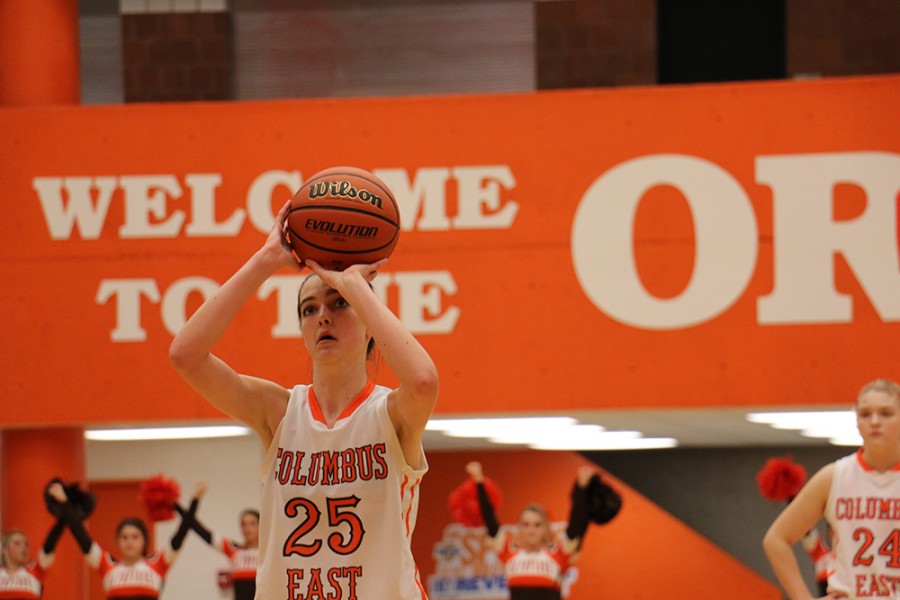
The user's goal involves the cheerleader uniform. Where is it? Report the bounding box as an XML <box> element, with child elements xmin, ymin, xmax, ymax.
<box><xmin>498</xmin><ymin>538</ymin><xmax>574</xmax><ymax>600</ymax></box>
<box><xmin>0</xmin><ymin>561</ymin><xmax>47</xmax><ymax>600</ymax></box>
<box><xmin>476</xmin><ymin>474</ymin><xmax>589</xmax><ymax>600</ymax></box>
<box><xmin>88</xmin><ymin>544</ymin><xmax>170</xmax><ymax>600</ymax></box>
<box><xmin>187</xmin><ymin>514</ymin><xmax>258</xmax><ymax>600</ymax></box>
<box><xmin>216</xmin><ymin>537</ymin><xmax>257</xmax><ymax>600</ymax></box>
<box><xmin>60</xmin><ymin>493</ymin><xmax>197</xmax><ymax>599</ymax></box>
<box><xmin>800</xmin><ymin>527</ymin><xmax>833</xmax><ymax>597</ymax></box>
<box><xmin>0</xmin><ymin>519</ymin><xmax>65</xmax><ymax>599</ymax></box>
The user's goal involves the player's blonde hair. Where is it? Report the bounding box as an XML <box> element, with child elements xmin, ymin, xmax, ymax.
<box><xmin>519</xmin><ymin>503</ymin><xmax>553</xmax><ymax>545</ymax></box>
<box><xmin>857</xmin><ymin>378</ymin><xmax>900</xmax><ymax>405</ymax></box>
<box><xmin>0</xmin><ymin>529</ymin><xmax>27</xmax><ymax>567</ymax></box>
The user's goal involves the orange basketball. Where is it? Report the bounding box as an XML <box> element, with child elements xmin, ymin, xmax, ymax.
<box><xmin>286</xmin><ymin>167</ymin><xmax>401</xmax><ymax>270</ymax></box>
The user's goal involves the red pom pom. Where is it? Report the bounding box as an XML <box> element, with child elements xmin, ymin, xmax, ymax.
<box><xmin>756</xmin><ymin>456</ymin><xmax>807</xmax><ymax>502</ymax></box>
<box><xmin>448</xmin><ymin>478</ymin><xmax>503</xmax><ymax>527</ymax></box>
<box><xmin>139</xmin><ymin>474</ymin><xmax>181</xmax><ymax>522</ymax></box>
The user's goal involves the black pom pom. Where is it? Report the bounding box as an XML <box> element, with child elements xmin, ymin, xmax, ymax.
<box><xmin>44</xmin><ymin>479</ymin><xmax>97</xmax><ymax>519</ymax></box>
<box><xmin>582</xmin><ymin>474</ymin><xmax>622</xmax><ymax>524</ymax></box>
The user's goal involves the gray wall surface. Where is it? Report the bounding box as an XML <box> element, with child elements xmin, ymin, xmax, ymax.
<box><xmin>586</xmin><ymin>445</ymin><xmax>848</xmax><ymax>591</ymax></box>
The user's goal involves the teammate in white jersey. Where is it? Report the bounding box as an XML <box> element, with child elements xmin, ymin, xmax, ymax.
<box><xmin>763</xmin><ymin>378</ymin><xmax>900</xmax><ymax>600</ymax></box>
<box><xmin>169</xmin><ymin>199</ymin><xmax>439</xmax><ymax>598</ymax></box>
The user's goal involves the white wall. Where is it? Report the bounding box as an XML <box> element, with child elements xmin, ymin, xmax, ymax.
<box><xmin>87</xmin><ymin>433</ymin><xmax>264</xmax><ymax>599</ymax></box>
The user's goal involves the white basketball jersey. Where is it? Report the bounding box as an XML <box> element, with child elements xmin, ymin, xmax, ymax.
<box><xmin>824</xmin><ymin>450</ymin><xmax>900</xmax><ymax>599</ymax></box>
<box><xmin>257</xmin><ymin>382</ymin><xmax>429</xmax><ymax>599</ymax></box>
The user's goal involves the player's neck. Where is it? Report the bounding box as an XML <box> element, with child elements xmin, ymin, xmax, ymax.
<box><xmin>5</xmin><ymin>559</ymin><xmax>24</xmax><ymax>571</ymax></box>
<box><xmin>861</xmin><ymin>446</ymin><xmax>900</xmax><ymax>472</ymax></box>
<box><xmin>311</xmin><ymin>370</ymin><xmax>369</xmax><ymax>423</ymax></box>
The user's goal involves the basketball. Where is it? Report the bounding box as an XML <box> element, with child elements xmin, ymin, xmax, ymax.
<box><xmin>286</xmin><ymin>166</ymin><xmax>401</xmax><ymax>270</ymax></box>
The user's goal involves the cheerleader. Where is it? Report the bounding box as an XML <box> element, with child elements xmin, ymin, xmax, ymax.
<box><xmin>49</xmin><ymin>481</ymin><xmax>203</xmax><ymax>600</ymax></box>
<box><xmin>177</xmin><ymin>499</ymin><xmax>258</xmax><ymax>600</ymax></box>
<box><xmin>0</xmin><ymin>519</ymin><xmax>64</xmax><ymax>600</ymax></box>
<box><xmin>465</xmin><ymin>461</ymin><xmax>594</xmax><ymax>600</ymax></box>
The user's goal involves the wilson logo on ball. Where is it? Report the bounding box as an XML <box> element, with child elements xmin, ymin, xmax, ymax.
<box><xmin>307</xmin><ymin>179</ymin><xmax>385</xmax><ymax>210</ymax></box>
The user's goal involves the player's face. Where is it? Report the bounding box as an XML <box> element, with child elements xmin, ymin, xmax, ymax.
<box><xmin>117</xmin><ymin>525</ymin><xmax>146</xmax><ymax>560</ymax></box>
<box><xmin>241</xmin><ymin>513</ymin><xmax>259</xmax><ymax>546</ymax></box>
<box><xmin>517</xmin><ymin>510</ymin><xmax>550</xmax><ymax>550</ymax></box>
<box><xmin>856</xmin><ymin>390</ymin><xmax>900</xmax><ymax>447</ymax></box>
<box><xmin>298</xmin><ymin>276</ymin><xmax>369</xmax><ymax>361</ymax></box>
<box><xmin>4</xmin><ymin>533</ymin><xmax>29</xmax><ymax>565</ymax></box>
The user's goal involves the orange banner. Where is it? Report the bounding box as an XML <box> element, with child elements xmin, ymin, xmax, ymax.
<box><xmin>1</xmin><ymin>75</ymin><xmax>898</xmax><ymax>426</ymax></box>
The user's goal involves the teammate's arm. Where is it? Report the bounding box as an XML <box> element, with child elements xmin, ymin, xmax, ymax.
<box><xmin>561</xmin><ymin>466</ymin><xmax>593</xmax><ymax>554</ymax></box>
<box><xmin>47</xmin><ymin>482</ymin><xmax>101</xmax><ymax>568</ymax></box>
<box><xmin>763</xmin><ymin>464</ymin><xmax>835</xmax><ymax>600</ymax></box>
<box><xmin>166</xmin><ymin>482</ymin><xmax>208</xmax><ymax>562</ymax></box>
<box><xmin>465</xmin><ymin>461</ymin><xmax>503</xmax><ymax>550</ymax></box>
<box><xmin>172</xmin><ymin>482</ymin><xmax>216</xmax><ymax>547</ymax></box>
<box><xmin>37</xmin><ymin>515</ymin><xmax>66</xmax><ymax>570</ymax></box>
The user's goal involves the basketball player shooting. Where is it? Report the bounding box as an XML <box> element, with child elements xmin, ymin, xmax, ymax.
<box><xmin>168</xmin><ymin>185</ymin><xmax>439</xmax><ymax>599</ymax></box>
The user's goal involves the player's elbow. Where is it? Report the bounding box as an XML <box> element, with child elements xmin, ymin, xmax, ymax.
<box><xmin>168</xmin><ymin>337</ymin><xmax>201</xmax><ymax>375</ymax></box>
<box><xmin>761</xmin><ymin>526</ymin><xmax>786</xmax><ymax>559</ymax></box>
<box><xmin>168</xmin><ymin>338</ymin><xmax>187</xmax><ymax>370</ymax></box>
<box><xmin>410</xmin><ymin>365</ymin><xmax>439</xmax><ymax>402</ymax></box>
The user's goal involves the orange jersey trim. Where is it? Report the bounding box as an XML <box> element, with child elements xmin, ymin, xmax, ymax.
<box><xmin>309</xmin><ymin>381</ymin><xmax>376</xmax><ymax>424</ymax></box>
<box><xmin>855</xmin><ymin>448</ymin><xmax>900</xmax><ymax>472</ymax></box>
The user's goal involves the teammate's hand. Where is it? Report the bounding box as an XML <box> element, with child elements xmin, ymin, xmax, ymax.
<box><xmin>194</xmin><ymin>481</ymin><xmax>208</xmax><ymax>498</ymax></box>
<box><xmin>576</xmin><ymin>466</ymin><xmax>595</xmax><ymax>488</ymax></box>
<box><xmin>465</xmin><ymin>461</ymin><xmax>484</xmax><ymax>482</ymax></box>
<box><xmin>48</xmin><ymin>481</ymin><xmax>67</xmax><ymax>503</ymax></box>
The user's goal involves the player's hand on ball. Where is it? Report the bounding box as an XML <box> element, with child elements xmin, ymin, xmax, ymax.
<box><xmin>268</xmin><ymin>200</ymin><xmax>304</xmax><ymax>270</ymax></box>
<box><xmin>305</xmin><ymin>258</ymin><xmax>387</xmax><ymax>291</ymax></box>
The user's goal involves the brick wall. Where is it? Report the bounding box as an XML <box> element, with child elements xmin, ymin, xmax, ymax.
<box><xmin>79</xmin><ymin>0</ymin><xmax>898</xmax><ymax>103</ymax></box>
<box><xmin>787</xmin><ymin>0</ymin><xmax>900</xmax><ymax>77</ymax></box>
<box><xmin>535</xmin><ymin>0</ymin><xmax>657</xmax><ymax>89</ymax></box>
<box><xmin>535</xmin><ymin>0</ymin><xmax>897</xmax><ymax>88</ymax></box>
<box><xmin>122</xmin><ymin>10</ymin><xmax>233</xmax><ymax>102</ymax></box>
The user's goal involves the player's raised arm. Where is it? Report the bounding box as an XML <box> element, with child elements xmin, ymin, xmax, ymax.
<box><xmin>168</xmin><ymin>200</ymin><xmax>298</xmax><ymax>446</ymax></box>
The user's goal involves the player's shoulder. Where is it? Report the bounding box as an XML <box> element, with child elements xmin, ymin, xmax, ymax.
<box><xmin>811</xmin><ymin>461</ymin><xmax>837</xmax><ymax>483</ymax></box>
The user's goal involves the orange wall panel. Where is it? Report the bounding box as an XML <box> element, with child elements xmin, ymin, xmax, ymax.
<box><xmin>414</xmin><ymin>451</ymin><xmax>780</xmax><ymax>599</ymax></box>
<box><xmin>0</xmin><ymin>75</ymin><xmax>898</xmax><ymax>425</ymax></box>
